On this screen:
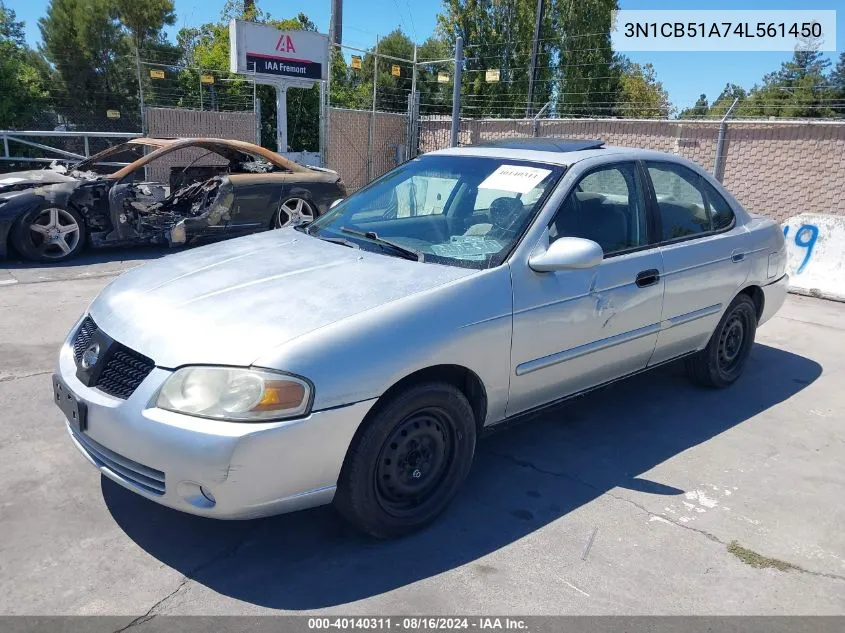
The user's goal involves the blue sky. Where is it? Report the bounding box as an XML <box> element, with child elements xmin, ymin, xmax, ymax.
<box><xmin>7</xmin><ymin>0</ymin><xmax>843</xmax><ymax>110</ymax></box>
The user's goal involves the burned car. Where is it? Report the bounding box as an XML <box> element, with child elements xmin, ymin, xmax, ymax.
<box><xmin>0</xmin><ymin>138</ymin><xmax>346</xmax><ymax>262</ymax></box>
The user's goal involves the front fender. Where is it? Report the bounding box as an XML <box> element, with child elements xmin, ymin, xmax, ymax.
<box><xmin>253</xmin><ymin>266</ymin><xmax>514</xmax><ymax>425</ymax></box>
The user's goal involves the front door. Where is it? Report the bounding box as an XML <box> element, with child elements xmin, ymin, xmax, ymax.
<box><xmin>508</xmin><ymin>161</ymin><xmax>665</xmax><ymax>417</ymax></box>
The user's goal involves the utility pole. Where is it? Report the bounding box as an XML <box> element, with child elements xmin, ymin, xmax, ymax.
<box><xmin>526</xmin><ymin>0</ymin><xmax>544</xmax><ymax>117</ymax></box>
<box><xmin>450</xmin><ymin>36</ymin><xmax>463</xmax><ymax>147</ymax></box>
<box><xmin>330</xmin><ymin>0</ymin><xmax>343</xmax><ymax>45</ymax></box>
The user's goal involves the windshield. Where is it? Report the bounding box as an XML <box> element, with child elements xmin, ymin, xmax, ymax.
<box><xmin>306</xmin><ymin>155</ymin><xmax>563</xmax><ymax>269</ymax></box>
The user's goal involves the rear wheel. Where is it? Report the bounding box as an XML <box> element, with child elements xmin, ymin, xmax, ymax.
<box><xmin>11</xmin><ymin>204</ymin><xmax>86</xmax><ymax>262</ymax></box>
<box><xmin>335</xmin><ymin>382</ymin><xmax>477</xmax><ymax>538</ymax></box>
<box><xmin>685</xmin><ymin>294</ymin><xmax>757</xmax><ymax>388</ymax></box>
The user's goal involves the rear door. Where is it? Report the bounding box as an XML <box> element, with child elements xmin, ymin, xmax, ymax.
<box><xmin>644</xmin><ymin>161</ymin><xmax>750</xmax><ymax>365</ymax></box>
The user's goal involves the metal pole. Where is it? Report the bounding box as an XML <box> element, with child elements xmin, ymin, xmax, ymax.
<box><xmin>526</xmin><ymin>0</ymin><xmax>544</xmax><ymax>117</ymax></box>
<box><xmin>134</xmin><ymin>40</ymin><xmax>145</xmax><ymax>133</ymax></box>
<box><xmin>450</xmin><ymin>36</ymin><xmax>463</xmax><ymax>148</ymax></box>
<box><xmin>2</xmin><ymin>135</ymin><xmax>8</xmax><ymax>158</ymax></box>
<box><xmin>713</xmin><ymin>97</ymin><xmax>739</xmax><ymax>182</ymax></box>
<box><xmin>253</xmin><ymin>66</ymin><xmax>259</xmax><ymax>144</ymax></box>
<box><xmin>408</xmin><ymin>44</ymin><xmax>418</xmax><ymax>160</ymax></box>
<box><xmin>532</xmin><ymin>101</ymin><xmax>550</xmax><ymax>137</ymax></box>
<box><xmin>83</xmin><ymin>135</ymin><xmax>90</xmax><ymax>156</ymax></box>
<box><xmin>255</xmin><ymin>97</ymin><xmax>262</xmax><ymax>144</ymax></box>
<box><xmin>410</xmin><ymin>44</ymin><xmax>418</xmax><ymax>101</ymax></box>
<box><xmin>276</xmin><ymin>83</ymin><xmax>288</xmax><ymax>154</ymax></box>
<box><xmin>367</xmin><ymin>36</ymin><xmax>379</xmax><ymax>182</ymax></box>
<box><xmin>323</xmin><ymin>44</ymin><xmax>332</xmax><ymax>168</ymax></box>
<box><xmin>199</xmin><ymin>76</ymin><xmax>203</xmax><ymax>111</ymax></box>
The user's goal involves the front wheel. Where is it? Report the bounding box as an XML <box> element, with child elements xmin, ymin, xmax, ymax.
<box><xmin>11</xmin><ymin>204</ymin><xmax>86</xmax><ymax>262</ymax></box>
<box><xmin>335</xmin><ymin>383</ymin><xmax>477</xmax><ymax>538</ymax></box>
<box><xmin>685</xmin><ymin>294</ymin><xmax>758</xmax><ymax>388</ymax></box>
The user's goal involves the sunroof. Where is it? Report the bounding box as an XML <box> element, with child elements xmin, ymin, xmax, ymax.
<box><xmin>471</xmin><ymin>137</ymin><xmax>605</xmax><ymax>152</ymax></box>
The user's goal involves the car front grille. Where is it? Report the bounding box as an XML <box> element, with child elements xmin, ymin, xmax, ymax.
<box><xmin>72</xmin><ymin>316</ymin><xmax>98</xmax><ymax>363</ymax></box>
<box><xmin>96</xmin><ymin>347</ymin><xmax>156</xmax><ymax>399</ymax></box>
<box><xmin>72</xmin><ymin>429</ymin><xmax>166</xmax><ymax>496</ymax></box>
<box><xmin>72</xmin><ymin>317</ymin><xmax>156</xmax><ymax>400</ymax></box>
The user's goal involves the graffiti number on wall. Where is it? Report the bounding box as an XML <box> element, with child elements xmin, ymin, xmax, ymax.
<box><xmin>783</xmin><ymin>223</ymin><xmax>819</xmax><ymax>275</ymax></box>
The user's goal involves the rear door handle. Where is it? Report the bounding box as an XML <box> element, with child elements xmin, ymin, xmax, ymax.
<box><xmin>636</xmin><ymin>269</ymin><xmax>660</xmax><ymax>288</ymax></box>
<box><xmin>732</xmin><ymin>250</ymin><xmax>745</xmax><ymax>263</ymax></box>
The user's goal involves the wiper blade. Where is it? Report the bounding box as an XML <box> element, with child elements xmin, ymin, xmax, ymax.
<box><xmin>317</xmin><ymin>235</ymin><xmax>360</xmax><ymax>249</ymax></box>
<box><xmin>339</xmin><ymin>226</ymin><xmax>424</xmax><ymax>262</ymax></box>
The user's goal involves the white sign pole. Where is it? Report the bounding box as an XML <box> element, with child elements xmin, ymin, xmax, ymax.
<box><xmin>276</xmin><ymin>83</ymin><xmax>288</xmax><ymax>154</ymax></box>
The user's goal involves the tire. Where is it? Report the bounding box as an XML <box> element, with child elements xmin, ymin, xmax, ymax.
<box><xmin>11</xmin><ymin>204</ymin><xmax>86</xmax><ymax>262</ymax></box>
<box><xmin>685</xmin><ymin>294</ymin><xmax>757</xmax><ymax>388</ymax></box>
<box><xmin>335</xmin><ymin>382</ymin><xmax>477</xmax><ymax>538</ymax></box>
<box><xmin>274</xmin><ymin>197</ymin><xmax>316</xmax><ymax>229</ymax></box>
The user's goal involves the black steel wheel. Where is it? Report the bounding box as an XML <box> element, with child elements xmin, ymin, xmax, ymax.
<box><xmin>685</xmin><ymin>293</ymin><xmax>757</xmax><ymax>388</ymax></box>
<box><xmin>335</xmin><ymin>382</ymin><xmax>477</xmax><ymax>538</ymax></box>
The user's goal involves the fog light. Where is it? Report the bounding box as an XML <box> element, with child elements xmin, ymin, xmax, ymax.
<box><xmin>176</xmin><ymin>481</ymin><xmax>216</xmax><ymax>508</ymax></box>
<box><xmin>200</xmin><ymin>486</ymin><xmax>216</xmax><ymax>504</ymax></box>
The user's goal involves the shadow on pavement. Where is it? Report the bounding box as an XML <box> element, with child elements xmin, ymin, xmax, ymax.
<box><xmin>104</xmin><ymin>343</ymin><xmax>821</xmax><ymax>609</ymax></box>
<box><xmin>3</xmin><ymin>246</ymin><xmax>172</xmax><ymax>270</ymax></box>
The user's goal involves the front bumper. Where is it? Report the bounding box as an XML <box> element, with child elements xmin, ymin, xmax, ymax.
<box><xmin>57</xmin><ymin>324</ymin><xmax>375</xmax><ymax>519</ymax></box>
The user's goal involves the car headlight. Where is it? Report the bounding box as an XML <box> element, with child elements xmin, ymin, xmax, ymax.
<box><xmin>156</xmin><ymin>366</ymin><xmax>312</xmax><ymax>422</ymax></box>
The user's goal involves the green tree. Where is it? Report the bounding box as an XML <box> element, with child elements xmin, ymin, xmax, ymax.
<box><xmin>437</xmin><ymin>0</ymin><xmax>554</xmax><ymax>118</ymax></box>
<box><xmin>38</xmin><ymin>0</ymin><xmax>176</xmax><ymax>130</ymax></box>
<box><xmin>829</xmin><ymin>52</ymin><xmax>845</xmax><ymax>116</ymax></box>
<box><xmin>0</xmin><ymin>1</ymin><xmax>50</xmax><ymax>128</ymax></box>
<box><xmin>614</xmin><ymin>57</ymin><xmax>671</xmax><ymax>118</ymax></box>
<box><xmin>678</xmin><ymin>94</ymin><xmax>709</xmax><ymax>119</ymax></box>
<box><xmin>707</xmin><ymin>83</ymin><xmax>746</xmax><ymax>118</ymax></box>
<box><xmin>553</xmin><ymin>0</ymin><xmax>619</xmax><ymax>117</ymax></box>
<box><xmin>737</xmin><ymin>44</ymin><xmax>833</xmax><ymax>119</ymax></box>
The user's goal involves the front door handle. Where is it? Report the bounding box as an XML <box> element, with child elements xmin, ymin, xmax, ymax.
<box><xmin>636</xmin><ymin>269</ymin><xmax>660</xmax><ymax>288</ymax></box>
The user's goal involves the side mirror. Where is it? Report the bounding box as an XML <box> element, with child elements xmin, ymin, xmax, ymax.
<box><xmin>329</xmin><ymin>198</ymin><xmax>344</xmax><ymax>209</ymax></box>
<box><xmin>528</xmin><ymin>237</ymin><xmax>604</xmax><ymax>272</ymax></box>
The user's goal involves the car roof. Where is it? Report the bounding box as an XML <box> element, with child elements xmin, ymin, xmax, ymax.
<box><xmin>428</xmin><ymin>143</ymin><xmax>698</xmax><ymax>169</ymax></box>
<box><xmin>92</xmin><ymin>137</ymin><xmax>308</xmax><ymax>180</ymax></box>
<box><xmin>471</xmin><ymin>137</ymin><xmax>605</xmax><ymax>152</ymax></box>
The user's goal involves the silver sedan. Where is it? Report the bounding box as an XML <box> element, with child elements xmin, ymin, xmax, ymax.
<box><xmin>54</xmin><ymin>139</ymin><xmax>789</xmax><ymax>538</ymax></box>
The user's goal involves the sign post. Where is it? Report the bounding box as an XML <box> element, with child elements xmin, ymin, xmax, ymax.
<box><xmin>229</xmin><ymin>20</ymin><xmax>329</xmax><ymax>163</ymax></box>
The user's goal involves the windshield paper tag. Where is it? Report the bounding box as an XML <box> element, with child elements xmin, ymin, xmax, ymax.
<box><xmin>478</xmin><ymin>165</ymin><xmax>551</xmax><ymax>194</ymax></box>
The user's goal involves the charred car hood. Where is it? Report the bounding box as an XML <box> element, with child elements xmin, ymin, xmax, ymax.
<box><xmin>88</xmin><ymin>228</ymin><xmax>475</xmax><ymax>368</ymax></box>
<box><xmin>0</xmin><ymin>169</ymin><xmax>77</xmax><ymax>192</ymax></box>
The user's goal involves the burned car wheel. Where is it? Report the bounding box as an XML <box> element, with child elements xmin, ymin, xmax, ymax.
<box><xmin>275</xmin><ymin>197</ymin><xmax>315</xmax><ymax>228</ymax></box>
<box><xmin>335</xmin><ymin>382</ymin><xmax>477</xmax><ymax>538</ymax></box>
<box><xmin>12</xmin><ymin>204</ymin><xmax>86</xmax><ymax>262</ymax></box>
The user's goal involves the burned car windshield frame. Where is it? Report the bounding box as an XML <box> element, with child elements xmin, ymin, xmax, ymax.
<box><xmin>305</xmin><ymin>155</ymin><xmax>564</xmax><ymax>269</ymax></box>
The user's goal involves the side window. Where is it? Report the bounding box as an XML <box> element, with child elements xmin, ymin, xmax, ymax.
<box><xmin>646</xmin><ymin>162</ymin><xmax>712</xmax><ymax>240</ymax></box>
<box><xmin>700</xmin><ymin>179</ymin><xmax>736</xmax><ymax>231</ymax></box>
<box><xmin>549</xmin><ymin>163</ymin><xmax>647</xmax><ymax>256</ymax></box>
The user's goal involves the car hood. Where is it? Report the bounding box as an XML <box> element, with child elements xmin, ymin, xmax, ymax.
<box><xmin>88</xmin><ymin>229</ymin><xmax>476</xmax><ymax>368</ymax></box>
<box><xmin>0</xmin><ymin>169</ymin><xmax>76</xmax><ymax>192</ymax></box>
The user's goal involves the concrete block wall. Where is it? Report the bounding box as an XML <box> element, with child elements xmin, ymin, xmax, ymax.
<box><xmin>414</xmin><ymin>117</ymin><xmax>845</xmax><ymax>222</ymax></box>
